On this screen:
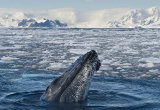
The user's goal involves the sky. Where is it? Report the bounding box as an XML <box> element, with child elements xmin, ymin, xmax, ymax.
<box><xmin>0</xmin><ymin>0</ymin><xmax>160</xmax><ymax>11</ymax></box>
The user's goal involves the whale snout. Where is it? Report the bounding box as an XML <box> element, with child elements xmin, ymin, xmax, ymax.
<box><xmin>88</xmin><ymin>50</ymin><xmax>101</xmax><ymax>71</ymax></box>
<box><xmin>96</xmin><ymin>59</ymin><xmax>101</xmax><ymax>71</ymax></box>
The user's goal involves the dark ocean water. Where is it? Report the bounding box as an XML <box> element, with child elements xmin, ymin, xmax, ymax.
<box><xmin>0</xmin><ymin>28</ymin><xmax>160</xmax><ymax>110</ymax></box>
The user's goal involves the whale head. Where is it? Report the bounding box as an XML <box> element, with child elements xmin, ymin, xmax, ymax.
<box><xmin>41</xmin><ymin>50</ymin><xmax>101</xmax><ymax>102</ymax></box>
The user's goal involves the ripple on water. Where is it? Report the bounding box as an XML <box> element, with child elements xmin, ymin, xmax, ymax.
<box><xmin>1</xmin><ymin>28</ymin><xmax>160</xmax><ymax>110</ymax></box>
<box><xmin>87</xmin><ymin>90</ymin><xmax>147</xmax><ymax>109</ymax></box>
<box><xmin>0</xmin><ymin>89</ymin><xmax>153</xmax><ymax>110</ymax></box>
<box><xmin>1</xmin><ymin>91</ymin><xmax>45</xmax><ymax>110</ymax></box>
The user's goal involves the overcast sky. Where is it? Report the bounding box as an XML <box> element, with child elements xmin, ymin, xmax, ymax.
<box><xmin>0</xmin><ymin>0</ymin><xmax>160</xmax><ymax>11</ymax></box>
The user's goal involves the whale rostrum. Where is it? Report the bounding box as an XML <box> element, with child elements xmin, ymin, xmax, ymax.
<box><xmin>41</xmin><ymin>50</ymin><xmax>101</xmax><ymax>102</ymax></box>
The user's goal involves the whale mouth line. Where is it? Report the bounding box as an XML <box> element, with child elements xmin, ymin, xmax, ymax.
<box><xmin>58</xmin><ymin>50</ymin><xmax>99</xmax><ymax>98</ymax></box>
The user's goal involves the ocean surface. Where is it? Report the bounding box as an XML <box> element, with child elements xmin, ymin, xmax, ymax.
<box><xmin>0</xmin><ymin>28</ymin><xmax>160</xmax><ymax>110</ymax></box>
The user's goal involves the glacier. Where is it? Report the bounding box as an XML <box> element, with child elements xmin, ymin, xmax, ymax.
<box><xmin>0</xmin><ymin>7</ymin><xmax>160</xmax><ymax>28</ymax></box>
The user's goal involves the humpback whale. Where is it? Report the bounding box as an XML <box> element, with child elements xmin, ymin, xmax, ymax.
<box><xmin>41</xmin><ymin>50</ymin><xmax>101</xmax><ymax>102</ymax></box>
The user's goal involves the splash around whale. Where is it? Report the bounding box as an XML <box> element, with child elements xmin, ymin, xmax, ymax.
<box><xmin>40</xmin><ymin>50</ymin><xmax>101</xmax><ymax>103</ymax></box>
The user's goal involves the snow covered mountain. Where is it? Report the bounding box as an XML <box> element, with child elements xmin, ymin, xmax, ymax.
<box><xmin>0</xmin><ymin>10</ymin><xmax>67</xmax><ymax>28</ymax></box>
<box><xmin>120</xmin><ymin>7</ymin><xmax>160</xmax><ymax>28</ymax></box>
<box><xmin>18</xmin><ymin>19</ymin><xmax>67</xmax><ymax>28</ymax></box>
<box><xmin>0</xmin><ymin>7</ymin><xmax>160</xmax><ymax>28</ymax></box>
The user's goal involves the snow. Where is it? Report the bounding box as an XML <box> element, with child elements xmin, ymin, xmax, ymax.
<box><xmin>69</xmin><ymin>49</ymin><xmax>89</xmax><ymax>55</ymax></box>
<box><xmin>139</xmin><ymin>57</ymin><xmax>160</xmax><ymax>64</ymax></box>
<box><xmin>47</xmin><ymin>8</ymin><xmax>78</xmax><ymax>25</ymax></box>
<box><xmin>121</xmin><ymin>7</ymin><xmax>160</xmax><ymax>28</ymax></box>
<box><xmin>0</xmin><ymin>7</ymin><xmax>160</xmax><ymax>28</ymax></box>
<box><xmin>13</xmin><ymin>12</ymin><xmax>26</xmax><ymax>20</ymax></box>
<box><xmin>47</xmin><ymin>62</ymin><xmax>66</xmax><ymax>70</ymax></box>
<box><xmin>138</xmin><ymin>62</ymin><xmax>154</xmax><ymax>68</ymax></box>
<box><xmin>0</xmin><ymin>28</ymin><xmax>160</xmax><ymax>79</ymax></box>
<box><xmin>149</xmin><ymin>69</ymin><xmax>159</xmax><ymax>73</ymax></box>
<box><xmin>102</xmin><ymin>59</ymin><xmax>114</xmax><ymax>64</ymax></box>
<box><xmin>0</xmin><ymin>56</ymin><xmax>19</xmax><ymax>63</ymax></box>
